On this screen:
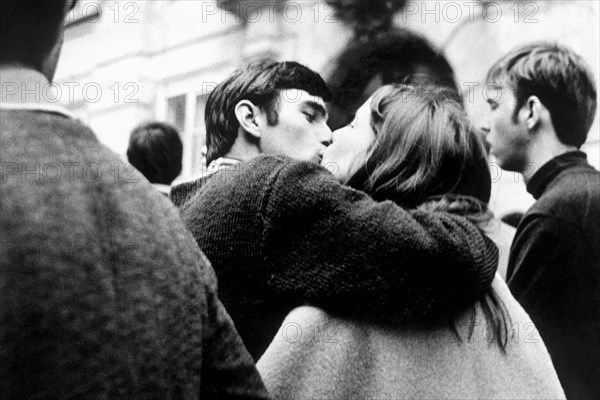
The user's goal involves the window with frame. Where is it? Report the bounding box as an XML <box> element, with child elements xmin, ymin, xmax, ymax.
<box><xmin>165</xmin><ymin>92</ymin><xmax>210</xmax><ymax>180</ymax></box>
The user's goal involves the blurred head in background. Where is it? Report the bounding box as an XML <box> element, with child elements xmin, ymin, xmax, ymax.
<box><xmin>324</xmin><ymin>29</ymin><xmax>459</xmax><ymax>131</ymax></box>
<box><xmin>0</xmin><ymin>0</ymin><xmax>78</xmax><ymax>81</ymax></box>
<box><xmin>127</xmin><ymin>121</ymin><xmax>183</xmax><ymax>185</ymax></box>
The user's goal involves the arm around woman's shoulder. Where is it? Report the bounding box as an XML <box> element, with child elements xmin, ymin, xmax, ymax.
<box><xmin>258</xmin><ymin>155</ymin><xmax>498</xmax><ymax>321</ymax></box>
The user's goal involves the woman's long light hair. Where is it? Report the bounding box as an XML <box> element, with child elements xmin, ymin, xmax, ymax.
<box><xmin>348</xmin><ymin>84</ymin><xmax>491</xmax><ymax>208</ymax></box>
<box><xmin>347</xmin><ymin>84</ymin><xmax>510</xmax><ymax>352</ymax></box>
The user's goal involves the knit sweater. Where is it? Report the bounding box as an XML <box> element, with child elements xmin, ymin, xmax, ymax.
<box><xmin>507</xmin><ymin>151</ymin><xmax>600</xmax><ymax>400</ymax></box>
<box><xmin>0</xmin><ymin>109</ymin><xmax>268</xmax><ymax>400</ymax></box>
<box><xmin>171</xmin><ymin>155</ymin><xmax>498</xmax><ymax>360</ymax></box>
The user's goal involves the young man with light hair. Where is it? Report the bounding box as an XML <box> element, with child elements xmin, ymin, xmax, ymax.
<box><xmin>483</xmin><ymin>42</ymin><xmax>599</xmax><ymax>399</ymax></box>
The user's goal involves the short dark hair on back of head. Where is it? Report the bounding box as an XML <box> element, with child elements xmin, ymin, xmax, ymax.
<box><xmin>0</xmin><ymin>0</ymin><xmax>75</xmax><ymax>70</ymax></box>
<box><xmin>127</xmin><ymin>121</ymin><xmax>183</xmax><ymax>185</ymax></box>
<box><xmin>486</xmin><ymin>42</ymin><xmax>597</xmax><ymax>148</ymax></box>
<box><xmin>204</xmin><ymin>60</ymin><xmax>332</xmax><ymax>164</ymax></box>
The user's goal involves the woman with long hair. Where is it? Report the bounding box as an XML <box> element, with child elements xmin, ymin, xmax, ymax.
<box><xmin>257</xmin><ymin>84</ymin><xmax>564</xmax><ymax>399</ymax></box>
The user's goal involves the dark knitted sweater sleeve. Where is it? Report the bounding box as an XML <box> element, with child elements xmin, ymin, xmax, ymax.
<box><xmin>260</xmin><ymin>157</ymin><xmax>498</xmax><ymax>320</ymax></box>
<box><xmin>200</xmin><ymin>255</ymin><xmax>271</xmax><ymax>400</ymax></box>
<box><xmin>170</xmin><ymin>178</ymin><xmax>205</xmax><ymax>209</ymax></box>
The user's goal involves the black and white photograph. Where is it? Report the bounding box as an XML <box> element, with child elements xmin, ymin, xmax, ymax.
<box><xmin>1</xmin><ymin>1</ymin><xmax>599</xmax><ymax>399</ymax></box>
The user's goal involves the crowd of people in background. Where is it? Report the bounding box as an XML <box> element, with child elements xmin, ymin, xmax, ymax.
<box><xmin>1</xmin><ymin>1</ymin><xmax>598</xmax><ymax>399</ymax></box>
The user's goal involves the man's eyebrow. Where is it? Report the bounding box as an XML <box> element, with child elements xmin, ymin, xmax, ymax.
<box><xmin>301</xmin><ymin>100</ymin><xmax>328</xmax><ymax>120</ymax></box>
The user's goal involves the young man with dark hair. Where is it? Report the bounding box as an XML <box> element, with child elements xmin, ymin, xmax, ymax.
<box><xmin>482</xmin><ymin>42</ymin><xmax>599</xmax><ymax>400</ymax></box>
<box><xmin>205</xmin><ymin>59</ymin><xmax>333</xmax><ymax>164</ymax></box>
<box><xmin>127</xmin><ymin>121</ymin><xmax>183</xmax><ymax>195</ymax></box>
<box><xmin>171</xmin><ymin>60</ymin><xmax>333</xmax><ymax>206</ymax></box>
<box><xmin>0</xmin><ymin>1</ymin><xmax>268</xmax><ymax>398</ymax></box>
<box><xmin>172</xmin><ymin>60</ymin><xmax>500</xmax><ymax>361</ymax></box>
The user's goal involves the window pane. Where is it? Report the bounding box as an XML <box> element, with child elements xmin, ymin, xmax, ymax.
<box><xmin>195</xmin><ymin>94</ymin><xmax>208</xmax><ymax>129</ymax></box>
<box><xmin>166</xmin><ymin>95</ymin><xmax>186</xmax><ymax>134</ymax></box>
<box><xmin>191</xmin><ymin>94</ymin><xmax>209</xmax><ymax>173</ymax></box>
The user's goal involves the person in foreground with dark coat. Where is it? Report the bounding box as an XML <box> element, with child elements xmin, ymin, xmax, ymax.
<box><xmin>0</xmin><ymin>1</ymin><xmax>268</xmax><ymax>399</ymax></box>
<box><xmin>482</xmin><ymin>42</ymin><xmax>599</xmax><ymax>400</ymax></box>
<box><xmin>171</xmin><ymin>60</ymin><xmax>500</xmax><ymax>361</ymax></box>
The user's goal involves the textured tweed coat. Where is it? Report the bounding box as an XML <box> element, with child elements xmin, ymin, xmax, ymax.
<box><xmin>0</xmin><ymin>108</ymin><xmax>268</xmax><ymax>399</ymax></box>
<box><xmin>257</xmin><ymin>275</ymin><xmax>565</xmax><ymax>400</ymax></box>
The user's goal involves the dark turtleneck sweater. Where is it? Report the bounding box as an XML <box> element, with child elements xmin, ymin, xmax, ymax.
<box><xmin>171</xmin><ymin>155</ymin><xmax>498</xmax><ymax>360</ymax></box>
<box><xmin>507</xmin><ymin>151</ymin><xmax>600</xmax><ymax>400</ymax></box>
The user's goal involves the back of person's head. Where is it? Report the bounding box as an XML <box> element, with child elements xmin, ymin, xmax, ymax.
<box><xmin>205</xmin><ymin>59</ymin><xmax>332</xmax><ymax>164</ymax></box>
<box><xmin>326</xmin><ymin>29</ymin><xmax>459</xmax><ymax>130</ymax></box>
<box><xmin>348</xmin><ymin>84</ymin><xmax>491</xmax><ymax>210</ymax></box>
<box><xmin>347</xmin><ymin>84</ymin><xmax>509</xmax><ymax>351</ymax></box>
<box><xmin>0</xmin><ymin>0</ymin><xmax>76</xmax><ymax>71</ymax></box>
<box><xmin>486</xmin><ymin>42</ymin><xmax>597</xmax><ymax>148</ymax></box>
<box><xmin>127</xmin><ymin>121</ymin><xmax>183</xmax><ymax>185</ymax></box>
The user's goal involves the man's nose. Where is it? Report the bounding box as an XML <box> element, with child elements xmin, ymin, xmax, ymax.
<box><xmin>318</xmin><ymin>124</ymin><xmax>333</xmax><ymax>147</ymax></box>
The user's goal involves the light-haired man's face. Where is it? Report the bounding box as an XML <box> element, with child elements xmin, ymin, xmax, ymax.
<box><xmin>257</xmin><ymin>89</ymin><xmax>332</xmax><ymax>163</ymax></box>
<box><xmin>481</xmin><ymin>84</ymin><xmax>531</xmax><ymax>173</ymax></box>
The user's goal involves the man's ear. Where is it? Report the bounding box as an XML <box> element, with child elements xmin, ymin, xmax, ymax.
<box><xmin>525</xmin><ymin>95</ymin><xmax>543</xmax><ymax>131</ymax></box>
<box><xmin>234</xmin><ymin>100</ymin><xmax>261</xmax><ymax>139</ymax></box>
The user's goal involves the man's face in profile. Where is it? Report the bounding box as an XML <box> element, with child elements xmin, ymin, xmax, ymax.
<box><xmin>257</xmin><ymin>89</ymin><xmax>332</xmax><ymax>163</ymax></box>
<box><xmin>481</xmin><ymin>84</ymin><xmax>530</xmax><ymax>173</ymax></box>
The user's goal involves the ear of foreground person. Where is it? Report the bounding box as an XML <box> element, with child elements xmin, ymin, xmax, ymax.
<box><xmin>256</xmin><ymin>275</ymin><xmax>565</xmax><ymax>400</ymax></box>
<box><xmin>0</xmin><ymin>106</ymin><xmax>269</xmax><ymax>400</ymax></box>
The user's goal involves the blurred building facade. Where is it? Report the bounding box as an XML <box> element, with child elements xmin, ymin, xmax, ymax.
<box><xmin>57</xmin><ymin>0</ymin><xmax>599</xmax><ymax>215</ymax></box>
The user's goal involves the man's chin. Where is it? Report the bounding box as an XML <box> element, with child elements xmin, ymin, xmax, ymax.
<box><xmin>309</xmin><ymin>154</ymin><xmax>323</xmax><ymax>164</ymax></box>
<box><xmin>490</xmin><ymin>154</ymin><xmax>520</xmax><ymax>173</ymax></box>
<box><xmin>320</xmin><ymin>159</ymin><xmax>343</xmax><ymax>179</ymax></box>
<box><xmin>319</xmin><ymin>157</ymin><xmax>332</xmax><ymax>169</ymax></box>
<box><xmin>489</xmin><ymin>153</ymin><xmax>504</xmax><ymax>167</ymax></box>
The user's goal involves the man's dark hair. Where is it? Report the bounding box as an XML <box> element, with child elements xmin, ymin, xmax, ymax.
<box><xmin>325</xmin><ymin>28</ymin><xmax>459</xmax><ymax>130</ymax></box>
<box><xmin>486</xmin><ymin>42</ymin><xmax>597</xmax><ymax>148</ymax></box>
<box><xmin>204</xmin><ymin>60</ymin><xmax>332</xmax><ymax>164</ymax></box>
<box><xmin>0</xmin><ymin>0</ymin><xmax>77</xmax><ymax>70</ymax></box>
<box><xmin>127</xmin><ymin>121</ymin><xmax>183</xmax><ymax>185</ymax></box>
